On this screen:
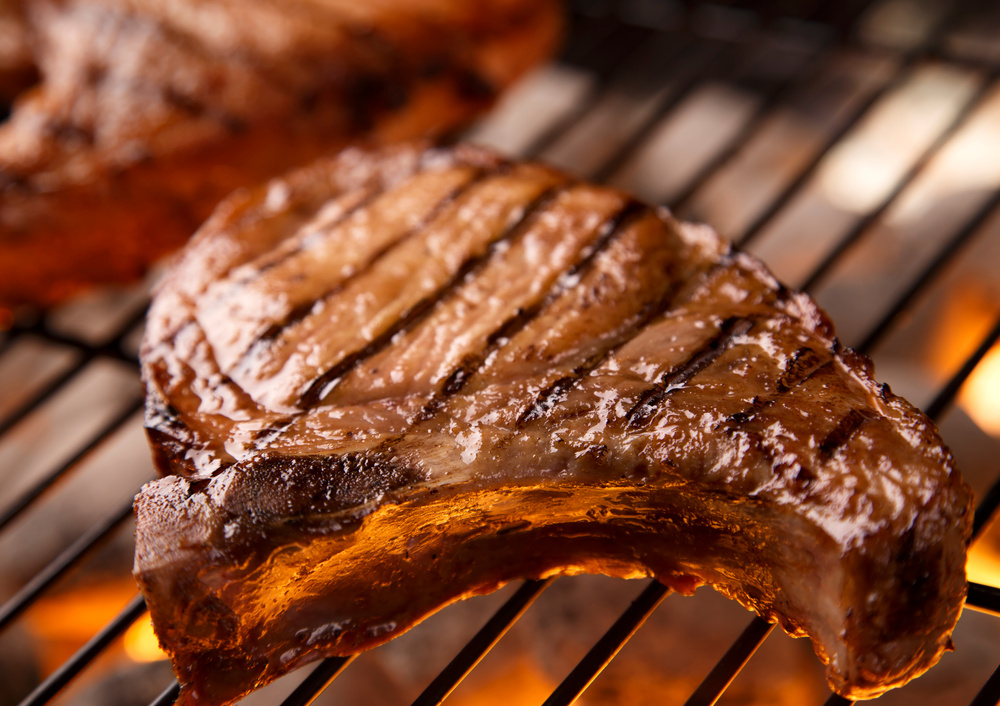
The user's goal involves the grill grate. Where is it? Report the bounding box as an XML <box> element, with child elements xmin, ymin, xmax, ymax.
<box><xmin>2</xmin><ymin>0</ymin><xmax>1000</xmax><ymax>704</ymax></box>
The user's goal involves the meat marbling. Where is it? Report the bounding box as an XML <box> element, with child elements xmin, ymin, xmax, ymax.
<box><xmin>134</xmin><ymin>141</ymin><xmax>973</xmax><ymax>705</ymax></box>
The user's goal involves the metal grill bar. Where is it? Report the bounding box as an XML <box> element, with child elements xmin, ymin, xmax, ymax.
<box><xmin>515</xmin><ymin>23</ymin><xmax>662</xmax><ymax>159</ymax></box>
<box><xmin>734</xmin><ymin>0</ymin><xmax>973</xmax><ymax>249</ymax></box>
<box><xmin>0</xmin><ymin>499</ymin><xmax>134</xmax><ymax>633</ymax></box>
<box><xmin>148</xmin><ymin>682</ymin><xmax>180</xmax><ymax>706</ymax></box>
<box><xmin>412</xmin><ymin>579</ymin><xmax>553</xmax><ymax>706</ymax></box>
<box><xmin>0</xmin><ymin>332</ymin><xmax>139</xmax><ymax>441</ymax></box>
<box><xmin>279</xmin><ymin>657</ymin><xmax>355</xmax><ymax>706</ymax></box>
<box><xmin>18</xmin><ymin>594</ymin><xmax>147</xmax><ymax>706</ymax></box>
<box><xmin>593</xmin><ymin>0</ymin><xmax>857</xmax><ymax>187</ymax></box>
<box><xmin>682</xmin><ymin>617</ymin><xmax>775</xmax><ymax>706</ymax></box>
<box><xmin>542</xmin><ymin>580</ymin><xmax>671</xmax><ymax>706</ymax></box>
<box><xmin>969</xmin><ymin>662</ymin><xmax>1000</xmax><ymax>706</ymax></box>
<box><xmin>966</xmin><ymin>582</ymin><xmax>1000</xmax><ymax>617</ymax></box>
<box><xmin>856</xmin><ymin>186</ymin><xmax>1000</xmax><ymax>354</ymax></box>
<box><xmin>973</xmin><ymin>471</ymin><xmax>1000</xmax><ymax>539</ymax></box>
<box><xmin>800</xmin><ymin>70</ymin><xmax>1000</xmax><ymax>293</ymax></box>
<box><xmin>667</xmin><ymin>38</ymin><xmax>833</xmax><ymax>213</ymax></box>
<box><xmin>925</xmin><ymin>315</ymin><xmax>1000</xmax><ymax>422</ymax></box>
<box><xmin>0</xmin><ymin>398</ymin><xmax>142</xmax><ymax>532</ymax></box>
<box><xmin>3</xmin><ymin>316</ymin><xmax>144</xmax><ymax>366</ymax></box>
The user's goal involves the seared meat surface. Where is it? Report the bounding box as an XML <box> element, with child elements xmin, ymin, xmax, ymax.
<box><xmin>135</xmin><ymin>142</ymin><xmax>972</xmax><ymax>705</ymax></box>
<box><xmin>0</xmin><ymin>0</ymin><xmax>35</xmax><ymax>102</ymax></box>
<box><xmin>0</xmin><ymin>0</ymin><xmax>559</xmax><ymax>310</ymax></box>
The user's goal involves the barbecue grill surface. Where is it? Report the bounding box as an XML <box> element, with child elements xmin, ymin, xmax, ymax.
<box><xmin>2</xmin><ymin>1</ymin><xmax>1000</xmax><ymax>705</ymax></box>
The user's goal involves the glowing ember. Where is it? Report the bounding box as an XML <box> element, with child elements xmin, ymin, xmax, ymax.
<box><xmin>960</xmin><ymin>343</ymin><xmax>1000</xmax><ymax>437</ymax></box>
<box><xmin>24</xmin><ymin>581</ymin><xmax>136</xmax><ymax>676</ymax></box>
<box><xmin>124</xmin><ymin>615</ymin><xmax>168</xmax><ymax>663</ymax></box>
<box><xmin>449</xmin><ymin>658</ymin><xmax>554</xmax><ymax>706</ymax></box>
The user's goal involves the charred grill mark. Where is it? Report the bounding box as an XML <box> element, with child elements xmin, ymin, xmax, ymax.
<box><xmin>229</xmin><ymin>147</ymin><xmax>457</xmax><ymax>289</ymax></box>
<box><xmin>778</xmin><ymin>346</ymin><xmax>828</xmax><ymax>391</ymax></box>
<box><xmin>518</xmin><ymin>375</ymin><xmax>579</xmax><ymax>426</ymax></box>
<box><xmin>161</xmin><ymin>85</ymin><xmax>248</xmax><ymax>134</ymax></box>
<box><xmin>412</xmin><ymin>201</ymin><xmax>650</xmax><ymax>422</ymax></box>
<box><xmin>46</xmin><ymin>120</ymin><xmax>95</xmax><ymax>145</ymax></box>
<box><xmin>244</xmin><ymin>166</ymin><xmax>494</xmax><ymax>355</ymax></box>
<box><xmin>251</xmin><ymin>188</ymin><xmax>384</xmax><ymax>279</ymax></box>
<box><xmin>297</xmin><ymin>182</ymin><xmax>573</xmax><ymax>409</ymax></box>
<box><xmin>625</xmin><ymin>317</ymin><xmax>756</xmax><ymax>430</ymax></box>
<box><xmin>251</xmin><ymin>417</ymin><xmax>297</xmax><ymax>446</ymax></box>
<box><xmin>724</xmin><ymin>348</ymin><xmax>834</xmax><ymax>427</ymax></box>
<box><xmin>163</xmin><ymin>85</ymin><xmax>207</xmax><ymax>116</ymax></box>
<box><xmin>565</xmin><ymin>201</ymin><xmax>648</xmax><ymax>285</ymax></box>
<box><xmin>516</xmin><ymin>254</ymin><xmax>741</xmax><ymax>429</ymax></box>
<box><xmin>819</xmin><ymin>408</ymin><xmax>878</xmax><ymax>458</ymax></box>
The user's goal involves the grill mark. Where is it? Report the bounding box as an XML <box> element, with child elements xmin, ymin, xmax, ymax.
<box><xmin>221</xmin><ymin>148</ymin><xmax>457</xmax><ymax>295</ymax></box>
<box><xmin>724</xmin><ymin>347</ymin><xmax>834</xmax><ymax>427</ymax></box>
<box><xmin>518</xmin><ymin>374</ymin><xmax>586</xmax><ymax>427</ymax></box>
<box><xmin>297</xmin><ymin>181</ymin><xmax>573</xmax><ymax>409</ymax></box>
<box><xmin>413</xmin><ymin>201</ymin><xmax>650</xmax><ymax>424</ymax></box>
<box><xmin>515</xmin><ymin>253</ymin><xmax>740</xmax><ymax>429</ymax></box>
<box><xmin>485</xmin><ymin>200</ymin><xmax>650</xmax><ymax>354</ymax></box>
<box><xmin>251</xmin><ymin>186</ymin><xmax>384</xmax><ymax>279</ymax></box>
<box><xmin>249</xmin><ymin>166</ymin><xmax>496</xmax><ymax>349</ymax></box>
<box><xmin>46</xmin><ymin>120</ymin><xmax>95</xmax><ymax>146</ymax></box>
<box><xmin>819</xmin><ymin>408</ymin><xmax>878</xmax><ymax>458</ymax></box>
<box><xmin>625</xmin><ymin>316</ymin><xmax>756</xmax><ymax>431</ymax></box>
<box><xmin>623</xmin><ymin>282</ymin><xmax>804</xmax><ymax>432</ymax></box>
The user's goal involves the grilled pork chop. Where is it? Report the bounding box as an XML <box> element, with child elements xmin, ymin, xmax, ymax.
<box><xmin>135</xmin><ymin>142</ymin><xmax>972</xmax><ymax>705</ymax></box>
<box><xmin>0</xmin><ymin>0</ymin><xmax>559</xmax><ymax>310</ymax></box>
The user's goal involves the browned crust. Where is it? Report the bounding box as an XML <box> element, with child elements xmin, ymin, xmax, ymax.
<box><xmin>0</xmin><ymin>0</ymin><xmax>562</xmax><ymax>310</ymax></box>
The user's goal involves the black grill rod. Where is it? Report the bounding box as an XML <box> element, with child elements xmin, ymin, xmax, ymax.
<box><xmin>516</xmin><ymin>23</ymin><xmax>667</xmax><ymax>160</ymax></box>
<box><xmin>823</xmin><ymin>694</ymin><xmax>853</xmax><ymax>706</ymax></box>
<box><xmin>592</xmin><ymin>0</ymin><xmax>848</xmax><ymax>187</ymax></box>
<box><xmin>973</xmin><ymin>467</ymin><xmax>1000</xmax><ymax>541</ymax></box>
<box><xmin>0</xmin><ymin>497</ymin><xmax>133</xmax><ymax>635</ymax></box>
<box><xmin>857</xmin><ymin>182</ymin><xmax>1000</xmax><ymax>355</ymax></box>
<box><xmin>17</xmin><ymin>593</ymin><xmax>147</xmax><ymax>706</ymax></box>
<box><xmin>541</xmin><ymin>579</ymin><xmax>670</xmax><ymax>706</ymax></box>
<box><xmin>0</xmin><ymin>396</ymin><xmax>143</xmax><ymax>534</ymax></box>
<box><xmin>411</xmin><ymin>578</ymin><xmax>553</xmax><ymax>706</ymax></box>
<box><xmin>966</xmin><ymin>582</ymin><xmax>1000</xmax><ymax>617</ymax></box>
<box><xmin>13</xmin><ymin>324</ymin><xmax>142</xmax><ymax>367</ymax></box>
<box><xmin>0</xmin><ymin>309</ymin><xmax>144</xmax><ymax>441</ymax></box>
<box><xmin>682</xmin><ymin>616</ymin><xmax>775</xmax><ymax>706</ymax></box>
<box><xmin>666</xmin><ymin>36</ymin><xmax>832</xmax><ymax>214</ymax></box>
<box><xmin>969</xmin><ymin>660</ymin><xmax>1000</xmax><ymax>706</ymax></box>
<box><xmin>521</xmin><ymin>0</ymin><xmax>758</xmax><ymax>163</ymax></box>
<box><xmin>279</xmin><ymin>656</ymin><xmax>356</xmax><ymax>706</ymax></box>
<box><xmin>0</xmin><ymin>296</ymin><xmax>147</xmax><ymax>364</ymax></box>
<box><xmin>668</xmin><ymin>0</ymin><xmax>886</xmax><ymax>215</ymax></box>
<box><xmin>734</xmin><ymin>0</ymin><xmax>975</xmax><ymax>250</ymax></box>
<box><xmin>800</xmin><ymin>69</ymin><xmax>1000</xmax><ymax>294</ymax></box>
<box><xmin>148</xmin><ymin>681</ymin><xmax>180</xmax><ymax>706</ymax></box>
<box><xmin>925</xmin><ymin>313</ymin><xmax>1000</xmax><ymax>423</ymax></box>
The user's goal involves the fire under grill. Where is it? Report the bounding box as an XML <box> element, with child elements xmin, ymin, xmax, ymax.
<box><xmin>2</xmin><ymin>0</ymin><xmax>1000</xmax><ymax>704</ymax></box>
